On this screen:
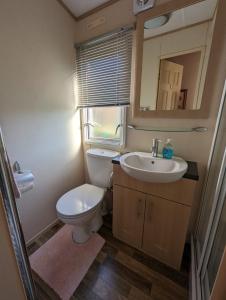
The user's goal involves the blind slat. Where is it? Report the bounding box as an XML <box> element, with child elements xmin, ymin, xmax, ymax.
<box><xmin>78</xmin><ymin>75</ymin><xmax>131</xmax><ymax>84</ymax></box>
<box><xmin>77</xmin><ymin>68</ymin><xmax>131</xmax><ymax>78</ymax></box>
<box><xmin>77</xmin><ymin>45</ymin><xmax>132</xmax><ymax>60</ymax></box>
<box><xmin>76</xmin><ymin>59</ymin><xmax>131</xmax><ymax>71</ymax></box>
<box><xmin>76</xmin><ymin>27</ymin><xmax>133</xmax><ymax>108</ymax></box>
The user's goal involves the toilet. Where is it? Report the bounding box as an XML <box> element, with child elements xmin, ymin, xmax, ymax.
<box><xmin>56</xmin><ymin>148</ymin><xmax>119</xmax><ymax>243</ymax></box>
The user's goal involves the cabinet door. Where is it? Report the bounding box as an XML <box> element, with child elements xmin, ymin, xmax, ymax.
<box><xmin>143</xmin><ymin>195</ymin><xmax>191</xmax><ymax>270</ymax></box>
<box><xmin>113</xmin><ymin>185</ymin><xmax>145</xmax><ymax>249</ymax></box>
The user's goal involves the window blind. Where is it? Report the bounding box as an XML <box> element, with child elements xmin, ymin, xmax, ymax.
<box><xmin>76</xmin><ymin>27</ymin><xmax>133</xmax><ymax>108</ymax></box>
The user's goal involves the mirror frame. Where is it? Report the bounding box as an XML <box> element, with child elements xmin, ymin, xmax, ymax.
<box><xmin>133</xmin><ymin>0</ymin><xmax>218</xmax><ymax>118</ymax></box>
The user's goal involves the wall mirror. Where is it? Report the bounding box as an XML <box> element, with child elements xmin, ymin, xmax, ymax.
<box><xmin>134</xmin><ymin>0</ymin><xmax>218</xmax><ymax>118</ymax></box>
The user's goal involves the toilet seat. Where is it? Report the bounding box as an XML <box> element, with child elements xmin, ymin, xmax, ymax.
<box><xmin>56</xmin><ymin>184</ymin><xmax>105</xmax><ymax>219</ymax></box>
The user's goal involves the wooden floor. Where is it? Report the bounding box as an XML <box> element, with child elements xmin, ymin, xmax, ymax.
<box><xmin>27</xmin><ymin>215</ymin><xmax>189</xmax><ymax>300</ymax></box>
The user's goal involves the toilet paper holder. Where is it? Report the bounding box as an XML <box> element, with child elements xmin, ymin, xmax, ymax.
<box><xmin>13</xmin><ymin>161</ymin><xmax>22</xmax><ymax>173</ymax></box>
<box><xmin>13</xmin><ymin>161</ymin><xmax>35</xmax><ymax>194</ymax></box>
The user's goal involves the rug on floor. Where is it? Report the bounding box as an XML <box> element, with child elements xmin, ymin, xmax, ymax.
<box><xmin>29</xmin><ymin>224</ymin><xmax>105</xmax><ymax>300</ymax></box>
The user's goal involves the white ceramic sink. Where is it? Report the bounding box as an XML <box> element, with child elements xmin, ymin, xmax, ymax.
<box><xmin>120</xmin><ymin>152</ymin><xmax>188</xmax><ymax>183</ymax></box>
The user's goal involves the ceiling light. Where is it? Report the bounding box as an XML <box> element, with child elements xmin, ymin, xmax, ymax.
<box><xmin>144</xmin><ymin>13</ymin><xmax>171</xmax><ymax>29</ymax></box>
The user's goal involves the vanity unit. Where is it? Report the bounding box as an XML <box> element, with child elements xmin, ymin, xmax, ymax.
<box><xmin>112</xmin><ymin>156</ymin><xmax>199</xmax><ymax>270</ymax></box>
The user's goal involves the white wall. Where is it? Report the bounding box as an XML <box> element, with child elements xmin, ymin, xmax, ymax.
<box><xmin>140</xmin><ymin>36</ymin><xmax>161</xmax><ymax>110</ymax></box>
<box><xmin>0</xmin><ymin>0</ymin><xmax>85</xmax><ymax>241</ymax></box>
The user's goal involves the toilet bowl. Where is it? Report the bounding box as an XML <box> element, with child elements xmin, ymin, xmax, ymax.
<box><xmin>56</xmin><ymin>148</ymin><xmax>119</xmax><ymax>243</ymax></box>
<box><xmin>56</xmin><ymin>184</ymin><xmax>105</xmax><ymax>243</ymax></box>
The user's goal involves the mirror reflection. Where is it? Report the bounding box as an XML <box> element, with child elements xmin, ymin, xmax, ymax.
<box><xmin>140</xmin><ymin>0</ymin><xmax>217</xmax><ymax>111</ymax></box>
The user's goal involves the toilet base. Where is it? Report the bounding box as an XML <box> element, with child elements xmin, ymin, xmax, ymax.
<box><xmin>91</xmin><ymin>212</ymin><xmax>103</xmax><ymax>233</ymax></box>
<box><xmin>72</xmin><ymin>226</ymin><xmax>90</xmax><ymax>244</ymax></box>
<box><xmin>71</xmin><ymin>213</ymin><xmax>103</xmax><ymax>244</ymax></box>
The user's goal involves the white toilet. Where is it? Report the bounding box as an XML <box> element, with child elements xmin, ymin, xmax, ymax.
<box><xmin>56</xmin><ymin>148</ymin><xmax>119</xmax><ymax>243</ymax></box>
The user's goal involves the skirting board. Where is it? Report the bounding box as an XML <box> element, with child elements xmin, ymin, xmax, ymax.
<box><xmin>26</xmin><ymin>218</ymin><xmax>59</xmax><ymax>247</ymax></box>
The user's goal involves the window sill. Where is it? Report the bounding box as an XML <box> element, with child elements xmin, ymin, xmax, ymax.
<box><xmin>84</xmin><ymin>138</ymin><xmax>123</xmax><ymax>149</ymax></box>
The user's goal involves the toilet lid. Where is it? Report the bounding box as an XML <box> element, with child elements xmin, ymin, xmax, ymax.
<box><xmin>56</xmin><ymin>184</ymin><xmax>105</xmax><ymax>218</ymax></box>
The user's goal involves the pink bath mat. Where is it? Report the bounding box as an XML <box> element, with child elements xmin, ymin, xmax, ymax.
<box><xmin>29</xmin><ymin>224</ymin><xmax>105</xmax><ymax>300</ymax></box>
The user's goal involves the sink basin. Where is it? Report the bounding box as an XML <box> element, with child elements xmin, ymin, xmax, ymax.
<box><xmin>120</xmin><ymin>152</ymin><xmax>188</xmax><ymax>183</ymax></box>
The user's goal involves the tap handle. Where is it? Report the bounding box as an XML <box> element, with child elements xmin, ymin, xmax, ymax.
<box><xmin>152</xmin><ymin>138</ymin><xmax>162</xmax><ymax>145</ymax></box>
<box><xmin>151</xmin><ymin>139</ymin><xmax>162</xmax><ymax>156</ymax></box>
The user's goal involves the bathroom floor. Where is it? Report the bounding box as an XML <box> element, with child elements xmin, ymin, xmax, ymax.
<box><xmin>27</xmin><ymin>215</ymin><xmax>189</xmax><ymax>300</ymax></box>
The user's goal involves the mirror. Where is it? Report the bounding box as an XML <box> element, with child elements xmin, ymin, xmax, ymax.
<box><xmin>139</xmin><ymin>0</ymin><xmax>218</xmax><ymax>112</ymax></box>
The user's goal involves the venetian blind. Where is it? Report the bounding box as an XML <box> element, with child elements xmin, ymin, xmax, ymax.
<box><xmin>76</xmin><ymin>27</ymin><xmax>133</xmax><ymax>108</ymax></box>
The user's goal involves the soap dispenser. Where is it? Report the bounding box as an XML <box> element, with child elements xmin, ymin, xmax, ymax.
<box><xmin>162</xmin><ymin>138</ymin><xmax>174</xmax><ymax>159</ymax></box>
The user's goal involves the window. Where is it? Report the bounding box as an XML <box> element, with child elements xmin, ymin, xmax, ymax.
<box><xmin>76</xmin><ymin>27</ymin><xmax>133</xmax><ymax>146</ymax></box>
<box><xmin>83</xmin><ymin>106</ymin><xmax>126</xmax><ymax>147</ymax></box>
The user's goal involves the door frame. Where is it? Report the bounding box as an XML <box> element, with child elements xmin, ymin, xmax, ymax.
<box><xmin>199</xmin><ymin>151</ymin><xmax>226</xmax><ymax>298</ymax></box>
<box><xmin>0</xmin><ymin>128</ymin><xmax>36</xmax><ymax>299</ymax></box>
<box><xmin>192</xmin><ymin>80</ymin><xmax>226</xmax><ymax>299</ymax></box>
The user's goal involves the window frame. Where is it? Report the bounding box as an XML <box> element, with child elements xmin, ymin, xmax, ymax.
<box><xmin>82</xmin><ymin>106</ymin><xmax>127</xmax><ymax>148</ymax></box>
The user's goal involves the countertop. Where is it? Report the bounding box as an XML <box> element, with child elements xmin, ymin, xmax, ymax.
<box><xmin>112</xmin><ymin>155</ymin><xmax>199</xmax><ymax>181</ymax></box>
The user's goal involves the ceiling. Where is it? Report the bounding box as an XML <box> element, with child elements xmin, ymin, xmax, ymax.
<box><xmin>61</xmin><ymin>0</ymin><xmax>112</xmax><ymax>18</ymax></box>
<box><xmin>144</xmin><ymin>0</ymin><xmax>218</xmax><ymax>39</ymax></box>
<box><xmin>60</xmin><ymin>0</ymin><xmax>218</xmax><ymax>23</ymax></box>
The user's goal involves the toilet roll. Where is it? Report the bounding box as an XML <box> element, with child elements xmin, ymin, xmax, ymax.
<box><xmin>19</xmin><ymin>182</ymin><xmax>34</xmax><ymax>193</ymax></box>
<box><xmin>14</xmin><ymin>170</ymin><xmax>34</xmax><ymax>194</ymax></box>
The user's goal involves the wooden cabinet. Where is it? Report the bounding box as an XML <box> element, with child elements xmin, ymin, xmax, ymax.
<box><xmin>113</xmin><ymin>185</ymin><xmax>145</xmax><ymax>249</ymax></box>
<box><xmin>113</xmin><ymin>164</ymin><xmax>196</xmax><ymax>206</ymax></box>
<box><xmin>143</xmin><ymin>195</ymin><xmax>190</xmax><ymax>270</ymax></box>
<box><xmin>113</xmin><ymin>165</ymin><xmax>197</xmax><ymax>270</ymax></box>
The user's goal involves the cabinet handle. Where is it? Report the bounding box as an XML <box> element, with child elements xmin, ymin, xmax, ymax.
<box><xmin>137</xmin><ymin>199</ymin><xmax>143</xmax><ymax>219</ymax></box>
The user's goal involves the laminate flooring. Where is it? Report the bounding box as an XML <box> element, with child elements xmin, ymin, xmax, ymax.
<box><xmin>27</xmin><ymin>215</ymin><xmax>189</xmax><ymax>300</ymax></box>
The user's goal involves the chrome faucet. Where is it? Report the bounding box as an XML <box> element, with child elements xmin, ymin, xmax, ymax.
<box><xmin>151</xmin><ymin>138</ymin><xmax>161</xmax><ymax>157</ymax></box>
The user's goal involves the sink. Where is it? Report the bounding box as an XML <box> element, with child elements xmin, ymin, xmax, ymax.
<box><xmin>120</xmin><ymin>152</ymin><xmax>188</xmax><ymax>183</ymax></box>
